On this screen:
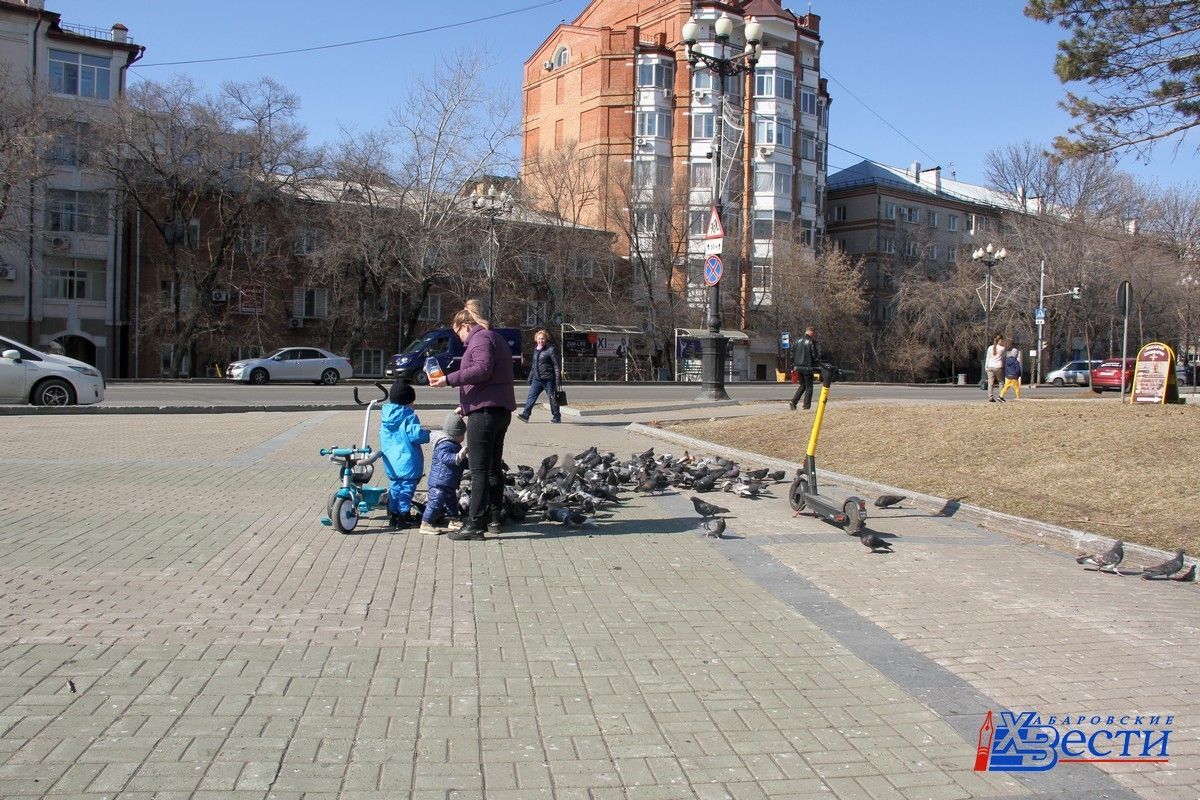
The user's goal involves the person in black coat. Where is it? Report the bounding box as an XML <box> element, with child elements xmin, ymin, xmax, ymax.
<box><xmin>789</xmin><ymin>325</ymin><xmax>821</xmax><ymax>410</ymax></box>
<box><xmin>517</xmin><ymin>328</ymin><xmax>562</xmax><ymax>423</ymax></box>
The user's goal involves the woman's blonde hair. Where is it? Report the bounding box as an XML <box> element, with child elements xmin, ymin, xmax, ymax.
<box><xmin>533</xmin><ymin>328</ymin><xmax>551</xmax><ymax>341</ymax></box>
<box><xmin>452</xmin><ymin>299</ymin><xmax>490</xmax><ymax>331</ymax></box>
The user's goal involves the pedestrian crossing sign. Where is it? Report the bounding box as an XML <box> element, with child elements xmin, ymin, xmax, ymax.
<box><xmin>704</xmin><ymin>206</ymin><xmax>724</xmax><ymax>240</ymax></box>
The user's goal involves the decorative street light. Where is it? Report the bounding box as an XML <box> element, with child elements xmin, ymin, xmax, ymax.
<box><xmin>682</xmin><ymin>11</ymin><xmax>762</xmax><ymax>401</ymax></box>
<box><xmin>472</xmin><ymin>184</ymin><xmax>514</xmax><ymax>323</ymax></box>
<box><xmin>972</xmin><ymin>243</ymin><xmax>1007</xmax><ymax>347</ymax></box>
<box><xmin>1033</xmin><ymin>258</ymin><xmax>1081</xmax><ymax>386</ymax></box>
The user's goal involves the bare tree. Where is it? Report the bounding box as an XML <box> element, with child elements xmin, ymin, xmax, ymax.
<box><xmin>0</xmin><ymin>67</ymin><xmax>61</xmax><ymax>251</ymax></box>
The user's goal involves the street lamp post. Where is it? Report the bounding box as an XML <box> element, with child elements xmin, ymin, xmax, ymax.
<box><xmin>972</xmin><ymin>241</ymin><xmax>1007</xmax><ymax>345</ymax></box>
<box><xmin>472</xmin><ymin>184</ymin><xmax>514</xmax><ymax>323</ymax></box>
<box><xmin>1033</xmin><ymin>258</ymin><xmax>1081</xmax><ymax>387</ymax></box>
<box><xmin>682</xmin><ymin>11</ymin><xmax>762</xmax><ymax>401</ymax></box>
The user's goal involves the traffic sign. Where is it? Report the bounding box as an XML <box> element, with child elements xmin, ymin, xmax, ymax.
<box><xmin>703</xmin><ymin>238</ymin><xmax>723</xmax><ymax>256</ymax></box>
<box><xmin>703</xmin><ymin>255</ymin><xmax>723</xmax><ymax>286</ymax></box>
<box><xmin>704</xmin><ymin>206</ymin><xmax>725</xmax><ymax>239</ymax></box>
<box><xmin>781</xmin><ymin>331</ymin><xmax>791</xmax><ymax>350</ymax></box>
<box><xmin>1035</xmin><ymin>306</ymin><xmax>1046</xmax><ymax>326</ymax></box>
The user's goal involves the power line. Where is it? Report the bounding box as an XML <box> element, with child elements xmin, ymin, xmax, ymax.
<box><xmin>823</xmin><ymin>69</ymin><xmax>939</xmax><ymax>165</ymax></box>
<box><xmin>134</xmin><ymin>0</ymin><xmax>565</xmax><ymax>68</ymax></box>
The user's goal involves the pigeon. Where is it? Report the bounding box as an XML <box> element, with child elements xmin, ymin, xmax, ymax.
<box><xmin>691</xmin><ymin>496</ymin><xmax>730</xmax><ymax>519</ymax></box>
<box><xmin>874</xmin><ymin>494</ymin><xmax>907</xmax><ymax>509</ymax></box>
<box><xmin>1173</xmin><ymin>563</ymin><xmax>1197</xmax><ymax>582</ymax></box>
<box><xmin>860</xmin><ymin>531</ymin><xmax>893</xmax><ymax>553</ymax></box>
<box><xmin>745</xmin><ymin>467</ymin><xmax>769</xmax><ymax>481</ymax></box>
<box><xmin>692</xmin><ymin>472</ymin><xmax>718</xmax><ymax>493</ymax></box>
<box><xmin>767</xmin><ymin>470</ymin><xmax>786</xmax><ymax>481</ymax></box>
<box><xmin>1142</xmin><ymin>549</ymin><xmax>1186</xmax><ymax>580</ymax></box>
<box><xmin>702</xmin><ymin>517</ymin><xmax>727</xmax><ymax>538</ymax></box>
<box><xmin>67</xmin><ymin>679</ymin><xmax>77</xmax><ymax>693</ymax></box>
<box><xmin>546</xmin><ymin>505</ymin><xmax>588</xmax><ymax>526</ymax></box>
<box><xmin>634</xmin><ymin>475</ymin><xmax>661</xmax><ymax>494</ymax></box>
<box><xmin>1077</xmin><ymin>539</ymin><xmax>1124</xmax><ymax>573</ymax></box>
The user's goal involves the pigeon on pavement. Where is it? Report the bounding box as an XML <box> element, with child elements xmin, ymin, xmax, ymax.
<box><xmin>702</xmin><ymin>518</ymin><xmax>727</xmax><ymax>538</ymax></box>
<box><xmin>1141</xmin><ymin>549</ymin><xmax>1186</xmax><ymax>580</ymax></box>
<box><xmin>1172</xmin><ymin>563</ymin><xmax>1197</xmax><ymax>582</ymax></box>
<box><xmin>873</xmin><ymin>494</ymin><xmax>907</xmax><ymax>509</ymax></box>
<box><xmin>1077</xmin><ymin>540</ymin><xmax>1124</xmax><ymax>573</ymax></box>
<box><xmin>860</xmin><ymin>531</ymin><xmax>893</xmax><ymax>553</ymax></box>
<box><xmin>691</xmin><ymin>496</ymin><xmax>730</xmax><ymax>520</ymax></box>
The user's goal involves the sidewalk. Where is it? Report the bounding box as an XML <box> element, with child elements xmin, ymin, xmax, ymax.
<box><xmin>0</xmin><ymin>407</ymin><xmax>1193</xmax><ymax>799</ymax></box>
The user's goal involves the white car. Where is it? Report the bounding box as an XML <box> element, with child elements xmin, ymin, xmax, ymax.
<box><xmin>227</xmin><ymin>347</ymin><xmax>353</xmax><ymax>385</ymax></box>
<box><xmin>0</xmin><ymin>335</ymin><xmax>106</xmax><ymax>405</ymax></box>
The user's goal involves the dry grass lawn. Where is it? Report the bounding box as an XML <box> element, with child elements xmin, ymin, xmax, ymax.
<box><xmin>667</xmin><ymin>398</ymin><xmax>1200</xmax><ymax>553</ymax></box>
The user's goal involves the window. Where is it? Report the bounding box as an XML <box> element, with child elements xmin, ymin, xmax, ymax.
<box><xmin>236</xmin><ymin>223</ymin><xmax>267</xmax><ymax>254</ymax></box>
<box><xmin>948</xmin><ymin>214</ymin><xmax>958</xmax><ymax>232</ymax></box>
<box><xmin>635</xmin><ymin>156</ymin><xmax>672</xmax><ymax>187</ymax></box>
<box><xmin>800</xmin><ymin>90</ymin><xmax>817</xmax><ymax>115</ymax></box>
<box><xmin>752</xmin><ymin>209</ymin><xmax>791</xmax><ymax>240</ymax></box>
<box><xmin>755</xmin><ymin>116</ymin><xmax>792</xmax><ymax>148</ymax></box>
<box><xmin>632</xmin><ymin>208</ymin><xmax>664</xmax><ymax>234</ymax></box>
<box><xmin>521</xmin><ymin>253</ymin><xmax>548</xmax><ymax>276</ymax></box>
<box><xmin>799</xmin><ymin>131</ymin><xmax>816</xmax><ymax>160</ymax></box>
<box><xmin>929</xmin><ymin>245</ymin><xmax>939</xmax><ymax>261</ymax></box>
<box><xmin>833</xmin><ymin>205</ymin><xmax>847</xmax><ymax>222</ymax></box>
<box><xmin>884</xmin><ymin>202</ymin><xmax>896</xmax><ymax>220</ymax></box>
<box><xmin>228</xmin><ymin>345</ymin><xmax>262</xmax><ymax>362</ymax></box>
<box><xmin>799</xmin><ymin>219</ymin><xmax>813</xmax><ymax>246</ymax></box>
<box><xmin>45</xmin><ymin>190</ymin><xmax>105</xmax><ymax>235</ymax></box>
<box><xmin>357</xmin><ymin>349</ymin><xmax>384</xmax><ymax>377</ymax></box>
<box><xmin>751</xmin><ymin>259</ymin><xmax>772</xmax><ymax>306</ymax></box>
<box><xmin>754</xmin><ymin>163</ymin><xmax>792</xmax><ymax>197</ymax></box>
<box><xmin>947</xmin><ymin>246</ymin><xmax>957</xmax><ymax>263</ymax></box>
<box><xmin>689</xmin><ymin>209</ymin><xmax>708</xmax><ymax>236</ymax></box>
<box><xmin>635</xmin><ymin>111</ymin><xmax>671</xmax><ymax>138</ymax></box>
<box><xmin>691</xmin><ymin>112</ymin><xmax>714</xmax><ymax>139</ymax></box>
<box><xmin>292</xmin><ymin>287</ymin><xmax>328</xmax><ymax>319</ymax></box>
<box><xmin>899</xmin><ymin>206</ymin><xmax>919</xmax><ymax>223</ymax></box>
<box><xmin>48</xmin><ymin>121</ymin><xmax>90</xmax><ymax>166</ymax></box>
<box><xmin>690</xmin><ymin>161</ymin><xmax>713</xmax><ymax>190</ymax></box>
<box><xmin>294</xmin><ymin>228</ymin><xmax>321</xmax><ymax>256</ymax></box>
<box><xmin>524</xmin><ymin>300</ymin><xmax>549</xmax><ymax>327</ymax></box>
<box><xmin>692</xmin><ymin>71</ymin><xmax>713</xmax><ymax>93</ymax></box>
<box><xmin>554</xmin><ymin>46</ymin><xmax>569</xmax><ymax>68</ymax></box>
<box><xmin>637</xmin><ymin>60</ymin><xmax>675</xmax><ymax>89</ymax></box>
<box><xmin>158</xmin><ymin>279</ymin><xmax>193</xmax><ymax>312</ymax></box>
<box><xmin>882</xmin><ymin>237</ymin><xmax>895</xmax><ymax>254</ymax></box>
<box><xmin>570</xmin><ymin>255</ymin><xmax>594</xmax><ymax>278</ymax></box>
<box><xmin>927</xmin><ymin>211</ymin><xmax>939</xmax><ymax>228</ymax></box>
<box><xmin>49</xmin><ymin>49</ymin><xmax>110</xmax><ymax>100</ymax></box>
<box><xmin>43</xmin><ymin>263</ymin><xmax>105</xmax><ymax>302</ymax></box>
<box><xmin>159</xmin><ymin>346</ymin><xmax>190</xmax><ymax>378</ymax></box>
<box><xmin>800</xmin><ymin>174</ymin><xmax>816</xmax><ymax>204</ymax></box>
<box><xmin>754</xmin><ymin>68</ymin><xmax>793</xmax><ymax>100</ymax></box>
<box><xmin>966</xmin><ymin>213</ymin><xmax>976</xmax><ymax>234</ymax></box>
<box><xmin>903</xmin><ymin>240</ymin><xmax>920</xmax><ymax>258</ymax></box>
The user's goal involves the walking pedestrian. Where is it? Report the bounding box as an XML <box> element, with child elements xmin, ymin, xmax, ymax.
<box><xmin>429</xmin><ymin>303</ymin><xmax>516</xmax><ymax>541</ymax></box>
<box><xmin>517</xmin><ymin>329</ymin><xmax>562</xmax><ymax>423</ymax></box>
<box><xmin>985</xmin><ymin>334</ymin><xmax>1006</xmax><ymax>402</ymax></box>
<box><xmin>999</xmin><ymin>343</ymin><xmax>1022</xmax><ymax>401</ymax></box>
<box><xmin>789</xmin><ymin>325</ymin><xmax>821</xmax><ymax>411</ymax></box>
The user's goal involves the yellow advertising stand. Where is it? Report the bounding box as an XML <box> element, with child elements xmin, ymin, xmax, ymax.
<box><xmin>1130</xmin><ymin>342</ymin><xmax>1179</xmax><ymax>404</ymax></box>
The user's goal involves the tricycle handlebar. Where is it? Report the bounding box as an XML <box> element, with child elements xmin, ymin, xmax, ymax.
<box><xmin>353</xmin><ymin>382</ymin><xmax>390</xmax><ymax>406</ymax></box>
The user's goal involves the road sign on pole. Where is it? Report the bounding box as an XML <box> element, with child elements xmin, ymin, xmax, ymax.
<box><xmin>704</xmin><ymin>206</ymin><xmax>725</xmax><ymax>239</ymax></box>
<box><xmin>1035</xmin><ymin>306</ymin><xmax>1046</xmax><ymax>326</ymax></box>
<box><xmin>703</xmin><ymin>255</ymin><xmax>723</xmax><ymax>286</ymax></box>
<box><xmin>703</xmin><ymin>238</ymin><xmax>723</xmax><ymax>256</ymax></box>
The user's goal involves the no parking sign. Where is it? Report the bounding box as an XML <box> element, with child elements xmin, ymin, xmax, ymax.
<box><xmin>703</xmin><ymin>255</ymin><xmax>723</xmax><ymax>286</ymax></box>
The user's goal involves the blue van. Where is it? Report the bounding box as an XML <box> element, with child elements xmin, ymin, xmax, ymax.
<box><xmin>385</xmin><ymin>328</ymin><xmax>524</xmax><ymax>384</ymax></box>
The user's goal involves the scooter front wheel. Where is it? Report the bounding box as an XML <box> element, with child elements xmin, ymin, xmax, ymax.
<box><xmin>788</xmin><ymin>472</ymin><xmax>809</xmax><ymax>512</ymax></box>
<box><xmin>332</xmin><ymin>496</ymin><xmax>359</xmax><ymax>534</ymax></box>
<box><xmin>842</xmin><ymin>497</ymin><xmax>867</xmax><ymax>535</ymax></box>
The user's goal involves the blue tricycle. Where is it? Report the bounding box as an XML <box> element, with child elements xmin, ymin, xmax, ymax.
<box><xmin>320</xmin><ymin>383</ymin><xmax>389</xmax><ymax>533</ymax></box>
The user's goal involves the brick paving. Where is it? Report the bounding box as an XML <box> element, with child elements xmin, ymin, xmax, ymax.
<box><xmin>0</xmin><ymin>408</ymin><xmax>1193</xmax><ymax>798</ymax></box>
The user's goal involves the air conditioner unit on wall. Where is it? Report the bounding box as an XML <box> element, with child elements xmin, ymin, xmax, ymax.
<box><xmin>664</xmin><ymin>89</ymin><xmax>674</xmax><ymax>99</ymax></box>
<box><xmin>0</xmin><ymin>266</ymin><xmax>16</xmax><ymax>280</ymax></box>
<box><xmin>543</xmin><ymin>60</ymin><xmax>554</xmax><ymax>71</ymax></box>
<box><xmin>46</xmin><ymin>234</ymin><xmax>71</xmax><ymax>252</ymax></box>
<box><xmin>289</xmin><ymin>317</ymin><xmax>304</xmax><ymax>329</ymax></box>
<box><xmin>211</xmin><ymin>289</ymin><xmax>229</xmax><ymax>303</ymax></box>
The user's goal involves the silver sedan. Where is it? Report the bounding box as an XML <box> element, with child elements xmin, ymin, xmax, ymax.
<box><xmin>227</xmin><ymin>347</ymin><xmax>353</xmax><ymax>385</ymax></box>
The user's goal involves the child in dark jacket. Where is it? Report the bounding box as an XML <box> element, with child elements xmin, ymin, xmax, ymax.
<box><xmin>999</xmin><ymin>348</ymin><xmax>1022</xmax><ymax>401</ymax></box>
<box><xmin>380</xmin><ymin>380</ymin><xmax>430</xmax><ymax>528</ymax></box>
<box><xmin>419</xmin><ymin>410</ymin><xmax>468</xmax><ymax>535</ymax></box>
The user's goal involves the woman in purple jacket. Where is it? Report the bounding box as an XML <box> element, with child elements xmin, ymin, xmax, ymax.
<box><xmin>429</xmin><ymin>304</ymin><xmax>516</xmax><ymax>540</ymax></box>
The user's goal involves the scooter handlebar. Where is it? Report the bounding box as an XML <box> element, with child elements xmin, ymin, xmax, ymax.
<box><xmin>353</xmin><ymin>382</ymin><xmax>390</xmax><ymax>406</ymax></box>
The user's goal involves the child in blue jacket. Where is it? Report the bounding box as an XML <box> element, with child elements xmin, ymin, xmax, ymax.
<box><xmin>419</xmin><ymin>410</ymin><xmax>468</xmax><ymax>535</ymax></box>
<box><xmin>380</xmin><ymin>380</ymin><xmax>429</xmax><ymax>528</ymax></box>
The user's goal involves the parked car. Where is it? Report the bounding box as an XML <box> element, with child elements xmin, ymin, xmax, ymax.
<box><xmin>1045</xmin><ymin>359</ymin><xmax>1101</xmax><ymax>386</ymax></box>
<box><xmin>1090</xmin><ymin>358</ymin><xmax>1136</xmax><ymax>393</ymax></box>
<box><xmin>385</xmin><ymin>327</ymin><xmax>524</xmax><ymax>383</ymax></box>
<box><xmin>0</xmin><ymin>334</ymin><xmax>105</xmax><ymax>406</ymax></box>
<box><xmin>227</xmin><ymin>347</ymin><xmax>352</xmax><ymax>385</ymax></box>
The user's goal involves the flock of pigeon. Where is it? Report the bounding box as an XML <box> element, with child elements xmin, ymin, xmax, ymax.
<box><xmin>433</xmin><ymin>444</ymin><xmax>1194</xmax><ymax>579</ymax></box>
<box><xmin>1075</xmin><ymin>540</ymin><xmax>1196</xmax><ymax>582</ymax></box>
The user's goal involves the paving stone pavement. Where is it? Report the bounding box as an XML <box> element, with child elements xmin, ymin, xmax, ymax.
<box><xmin>0</xmin><ymin>407</ymin><xmax>1193</xmax><ymax>799</ymax></box>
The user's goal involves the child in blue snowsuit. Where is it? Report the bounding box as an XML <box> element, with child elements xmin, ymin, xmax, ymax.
<box><xmin>380</xmin><ymin>380</ymin><xmax>429</xmax><ymax>528</ymax></box>
<box><xmin>419</xmin><ymin>410</ymin><xmax>468</xmax><ymax>535</ymax></box>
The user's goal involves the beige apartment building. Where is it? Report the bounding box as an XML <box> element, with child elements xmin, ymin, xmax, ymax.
<box><xmin>522</xmin><ymin>0</ymin><xmax>829</xmax><ymax>380</ymax></box>
<box><xmin>0</xmin><ymin>0</ymin><xmax>142</xmax><ymax>373</ymax></box>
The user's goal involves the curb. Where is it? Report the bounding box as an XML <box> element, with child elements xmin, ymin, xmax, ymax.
<box><xmin>0</xmin><ymin>401</ymin><xmax>465</xmax><ymax>416</ymax></box>
<box><xmin>627</xmin><ymin>421</ymin><xmax>1192</xmax><ymax>571</ymax></box>
<box><xmin>542</xmin><ymin>399</ymin><xmax>741</xmax><ymax>417</ymax></box>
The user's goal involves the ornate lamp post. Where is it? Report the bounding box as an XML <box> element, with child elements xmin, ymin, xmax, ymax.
<box><xmin>682</xmin><ymin>11</ymin><xmax>762</xmax><ymax>401</ymax></box>
<box><xmin>472</xmin><ymin>184</ymin><xmax>514</xmax><ymax>323</ymax></box>
<box><xmin>972</xmin><ymin>243</ymin><xmax>1007</xmax><ymax>347</ymax></box>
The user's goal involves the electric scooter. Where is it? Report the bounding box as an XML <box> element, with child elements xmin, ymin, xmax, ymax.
<box><xmin>319</xmin><ymin>383</ymin><xmax>389</xmax><ymax>534</ymax></box>
<box><xmin>788</xmin><ymin>362</ymin><xmax>869</xmax><ymax>534</ymax></box>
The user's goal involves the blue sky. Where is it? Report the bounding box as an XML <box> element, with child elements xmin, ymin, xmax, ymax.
<box><xmin>55</xmin><ymin>0</ymin><xmax>1199</xmax><ymax>189</ymax></box>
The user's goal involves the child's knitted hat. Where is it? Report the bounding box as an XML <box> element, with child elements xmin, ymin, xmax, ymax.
<box><xmin>443</xmin><ymin>410</ymin><xmax>466</xmax><ymax>438</ymax></box>
<box><xmin>389</xmin><ymin>380</ymin><xmax>415</xmax><ymax>406</ymax></box>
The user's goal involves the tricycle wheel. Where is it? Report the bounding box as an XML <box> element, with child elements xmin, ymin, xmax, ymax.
<box><xmin>332</xmin><ymin>496</ymin><xmax>358</xmax><ymax>533</ymax></box>
<box><xmin>843</xmin><ymin>498</ymin><xmax>867</xmax><ymax>535</ymax></box>
<box><xmin>788</xmin><ymin>472</ymin><xmax>808</xmax><ymax>512</ymax></box>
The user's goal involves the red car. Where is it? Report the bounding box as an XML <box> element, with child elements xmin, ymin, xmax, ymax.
<box><xmin>1090</xmin><ymin>358</ymin><xmax>1136</xmax><ymax>393</ymax></box>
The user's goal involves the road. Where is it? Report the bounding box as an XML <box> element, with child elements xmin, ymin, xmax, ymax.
<box><xmin>95</xmin><ymin>379</ymin><xmax>1100</xmax><ymax>407</ymax></box>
